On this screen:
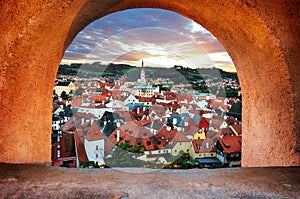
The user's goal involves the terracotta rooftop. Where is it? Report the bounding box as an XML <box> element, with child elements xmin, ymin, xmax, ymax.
<box><xmin>85</xmin><ymin>122</ymin><xmax>105</xmax><ymax>141</ymax></box>
<box><xmin>192</xmin><ymin>139</ymin><xmax>217</xmax><ymax>153</ymax></box>
<box><xmin>74</xmin><ymin>130</ymin><xmax>88</xmax><ymax>165</ymax></box>
<box><xmin>108</xmin><ymin>121</ymin><xmax>165</xmax><ymax>151</ymax></box>
<box><xmin>218</xmin><ymin>136</ymin><xmax>242</xmax><ymax>154</ymax></box>
<box><xmin>169</xmin><ymin>131</ymin><xmax>190</xmax><ymax>147</ymax></box>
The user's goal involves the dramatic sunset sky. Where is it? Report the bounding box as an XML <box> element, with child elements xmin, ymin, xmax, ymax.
<box><xmin>61</xmin><ymin>8</ymin><xmax>236</xmax><ymax>72</ymax></box>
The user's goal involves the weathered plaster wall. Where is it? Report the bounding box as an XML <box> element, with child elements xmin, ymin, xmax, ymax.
<box><xmin>0</xmin><ymin>0</ymin><xmax>299</xmax><ymax>166</ymax></box>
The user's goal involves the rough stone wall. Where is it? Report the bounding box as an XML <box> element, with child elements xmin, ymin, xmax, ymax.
<box><xmin>0</xmin><ymin>0</ymin><xmax>299</xmax><ymax>166</ymax></box>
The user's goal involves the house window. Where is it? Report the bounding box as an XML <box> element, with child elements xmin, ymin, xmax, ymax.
<box><xmin>174</xmin><ymin>150</ymin><xmax>177</xmax><ymax>153</ymax></box>
<box><xmin>96</xmin><ymin>145</ymin><xmax>98</xmax><ymax>150</ymax></box>
<box><xmin>211</xmin><ymin>153</ymin><xmax>213</xmax><ymax>156</ymax></box>
<box><xmin>96</xmin><ymin>154</ymin><xmax>98</xmax><ymax>158</ymax></box>
<box><xmin>187</xmin><ymin>149</ymin><xmax>189</xmax><ymax>152</ymax></box>
<box><xmin>204</xmin><ymin>154</ymin><xmax>206</xmax><ymax>157</ymax></box>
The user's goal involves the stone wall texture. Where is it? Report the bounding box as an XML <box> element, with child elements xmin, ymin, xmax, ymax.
<box><xmin>0</xmin><ymin>0</ymin><xmax>299</xmax><ymax>166</ymax></box>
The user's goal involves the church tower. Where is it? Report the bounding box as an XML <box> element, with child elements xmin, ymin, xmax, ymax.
<box><xmin>140</xmin><ymin>60</ymin><xmax>146</xmax><ymax>83</ymax></box>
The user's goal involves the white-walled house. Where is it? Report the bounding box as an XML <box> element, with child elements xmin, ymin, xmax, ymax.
<box><xmin>84</xmin><ymin>122</ymin><xmax>106</xmax><ymax>166</ymax></box>
<box><xmin>123</xmin><ymin>94</ymin><xmax>138</xmax><ymax>106</ymax></box>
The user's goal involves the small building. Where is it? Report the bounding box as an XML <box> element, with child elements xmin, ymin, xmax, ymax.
<box><xmin>84</xmin><ymin>122</ymin><xmax>106</xmax><ymax>166</ymax></box>
<box><xmin>191</xmin><ymin>139</ymin><xmax>222</xmax><ymax>168</ymax></box>
<box><xmin>193</xmin><ymin>128</ymin><xmax>206</xmax><ymax>140</ymax></box>
<box><xmin>170</xmin><ymin>131</ymin><xmax>191</xmax><ymax>156</ymax></box>
<box><xmin>190</xmin><ymin>139</ymin><xmax>217</xmax><ymax>159</ymax></box>
<box><xmin>216</xmin><ymin>136</ymin><xmax>242</xmax><ymax>167</ymax></box>
<box><xmin>54</xmin><ymin>81</ymin><xmax>75</xmax><ymax>96</ymax></box>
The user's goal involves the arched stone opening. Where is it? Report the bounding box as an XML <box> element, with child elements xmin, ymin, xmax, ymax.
<box><xmin>0</xmin><ymin>0</ymin><xmax>299</xmax><ymax>167</ymax></box>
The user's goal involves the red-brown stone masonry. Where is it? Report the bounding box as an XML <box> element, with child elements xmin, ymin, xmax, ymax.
<box><xmin>0</xmin><ymin>0</ymin><xmax>299</xmax><ymax>166</ymax></box>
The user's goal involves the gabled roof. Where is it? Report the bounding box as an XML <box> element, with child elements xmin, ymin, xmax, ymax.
<box><xmin>163</xmin><ymin>92</ymin><xmax>177</xmax><ymax>100</ymax></box>
<box><xmin>155</xmin><ymin>126</ymin><xmax>179</xmax><ymax>145</ymax></box>
<box><xmin>61</xmin><ymin>118</ymin><xmax>76</xmax><ymax>132</ymax></box>
<box><xmin>192</xmin><ymin>139</ymin><xmax>217</xmax><ymax>153</ymax></box>
<box><xmin>90</xmin><ymin>95</ymin><xmax>107</xmax><ymax>102</ymax></box>
<box><xmin>145</xmin><ymin>119</ymin><xmax>165</xmax><ymax>131</ymax></box>
<box><xmin>191</xmin><ymin>113</ymin><xmax>202</xmax><ymax>125</ymax></box>
<box><xmin>220</xmin><ymin>128</ymin><xmax>234</xmax><ymax>136</ymax></box>
<box><xmin>169</xmin><ymin>131</ymin><xmax>190</xmax><ymax>147</ymax></box>
<box><xmin>108</xmin><ymin>121</ymin><xmax>165</xmax><ymax>151</ymax></box>
<box><xmin>85</xmin><ymin>122</ymin><xmax>105</xmax><ymax>141</ymax></box>
<box><xmin>198</xmin><ymin>117</ymin><xmax>209</xmax><ymax>129</ymax></box>
<box><xmin>149</xmin><ymin>104</ymin><xmax>166</xmax><ymax>117</ymax></box>
<box><xmin>56</xmin><ymin>81</ymin><xmax>72</xmax><ymax>86</ymax></box>
<box><xmin>211</xmin><ymin>119</ymin><xmax>224</xmax><ymax>130</ymax></box>
<box><xmin>229</xmin><ymin>124</ymin><xmax>242</xmax><ymax>135</ymax></box>
<box><xmin>74</xmin><ymin>130</ymin><xmax>88</xmax><ymax>165</ymax></box>
<box><xmin>226</xmin><ymin>117</ymin><xmax>239</xmax><ymax>125</ymax></box>
<box><xmin>184</xmin><ymin>123</ymin><xmax>198</xmax><ymax>136</ymax></box>
<box><xmin>218</xmin><ymin>136</ymin><xmax>242</xmax><ymax>153</ymax></box>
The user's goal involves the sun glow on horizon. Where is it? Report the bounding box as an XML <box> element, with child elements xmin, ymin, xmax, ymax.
<box><xmin>61</xmin><ymin>9</ymin><xmax>237</xmax><ymax>73</ymax></box>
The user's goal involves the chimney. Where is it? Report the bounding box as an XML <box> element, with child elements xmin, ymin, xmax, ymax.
<box><xmin>116</xmin><ymin>122</ymin><xmax>120</xmax><ymax>127</ymax></box>
<box><xmin>185</xmin><ymin>121</ymin><xmax>188</xmax><ymax>127</ymax></box>
<box><xmin>117</xmin><ymin>129</ymin><xmax>120</xmax><ymax>142</ymax></box>
<box><xmin>172</xmin><ymin>118</ymin><xmax>177</xmax><ymax>125</ymax></box>
<box><xmin>143</xmin><ymin>106</ymin><xmax>146</xmax><ymax>111</ymax></box>
<box><xmin>206</xmin><ymin>142</ymin><xmax>209</xmax><ymax>149</ymax></box>
<box><xmin>81</xmin><ymin>118</ymin><xmax>84</xmax><ymax>125</ymax></box>
<box><xmin>166</xmin><ymin>126</ymin><xmax>171</xmax><ymax>132</ymax></box>
<box><xmin>104</xmin><ymin>121</ymin><xmax>107</xmax><ymax>126</ymax></box>
<box><xmin>137</xmin><ymin>107</ymin><xmax>140</xmax><ymax>114</ymax></box>
<box><xmin>91</xmin><ymin>118</ymin><xmax>95</xmax><ymax>125</ymax></box>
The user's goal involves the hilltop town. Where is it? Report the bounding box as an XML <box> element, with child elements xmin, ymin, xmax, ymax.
<box><xmin>52</xmin><ymin>61</ymin><xmax>242</xmax><ymax>169</ymax></box>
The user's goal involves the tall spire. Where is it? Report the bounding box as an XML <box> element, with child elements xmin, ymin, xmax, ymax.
<box><xmin>140</xmin><ymin>60</ymin><xmax>146</xmax><ymax>83</ymax></box>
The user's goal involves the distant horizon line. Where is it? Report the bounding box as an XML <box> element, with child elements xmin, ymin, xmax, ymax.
<box><xmin>59</xmin><ymin>61</ymin><xmax>237</xmax><ymax>73</ymax></box>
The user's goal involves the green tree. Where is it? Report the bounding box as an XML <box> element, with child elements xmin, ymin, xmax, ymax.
<box><xmin>165</xmin><ymin>153</ymin><xmax>198</xmax><ymax>169</ymax></box>
<box><xmin>74</xmin><ymin>86</ymin><xmax>84</xmax><ymax>96</ymax></box>
<box><xmin>60</xmin><ymin>91</ymin><xmax>69</xmax><ymax>100</ymax></box>
<box><xmin>104</xmin><ymin>143</ymin><xmax>145</xmax><ymax>168</ymax></box>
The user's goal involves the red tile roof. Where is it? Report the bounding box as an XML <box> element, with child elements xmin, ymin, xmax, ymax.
<box><xmin>61</xmin><ymin>118</ymin><xmax>76</xmax><ymax>132</ymax></box>
<box><xmin>192</xmin><ymin>139</ymin><xmax>217</xmax><ymax>153</ymax></box>
<box><xmin>149</xmin><ymin>104</ymin><xmax>166</xmax><ymax>117</ymax></box>
<box><xmin>90</xmin><ymin>95</ymin><xmax>107</xmax><ymax>102</ymax></box>
<box><xmin>230</xmin><ymin>124</ymin><xmax>242</xmax><ymax>135</ymax></box>
<box><xmin>85</xmin><ymin>122</ymin><xmax>105</xmax><ymax>141</ymax></box>
<box><xmin>198</xmin><ymin>117</ymin><xmax>209</xmax><ymax>129</ymax></box>
<box><xmin>169</xmin><ymin>131</ymin><xmax>190</xmax><ymax>147</ymax></box>
<box><xmin>226</xmin><ymin>117</ymin><xmax>239</xmax><ymax>125</ymax></box>
<box><xmin>220</xmin><ymin>128</ymin><xmax>234</xmax><ymax>136</ymax></box>
<box><xmin>74</xmin><ymin>130</ymin><xmax>88</xmax><ymax>165</ymax></box>
<box><xmin>155</xmin><ymin>126</ymin><xmax>178</xmax><ymax>145</ymax></box>
<box><xmin>139</xmin><ymin>97</ymin><xmax>152</xmax><ymax>102</ymax></box>
<box><xmin>163</xmin><ymin>92</ymin><xmax>177</xmax><ymax>100</ymax></box>
<box><xmin>211</xmin><ymin>119</ymin><xmax>224</xmax><ymax>130</ymax></box>
<box><xmin>184</xmin><ymin>124</ymin><xmax>198</xmax><ymax>136</ymax></box>
<box><xmin>108</xmin><ymin>121</ymin><xmax>165</xmax><ymax>151</ymax></box>
<box><xmin>218</xmin><ymin>136</ymin><xmax>242</xmax><ymax>154</ymax></box>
